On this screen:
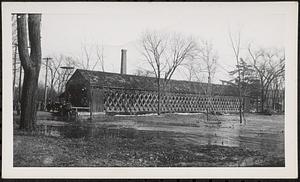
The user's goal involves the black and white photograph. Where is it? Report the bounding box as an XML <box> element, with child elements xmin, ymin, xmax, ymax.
<box><xmin>2</xmin><ymin>2</ymin><xmax>298</xmax><ymax>179</ymax></box>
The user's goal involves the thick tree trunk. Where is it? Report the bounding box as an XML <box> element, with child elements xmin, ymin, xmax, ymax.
<box><xmin>20</xmin><ymin>70</ymin><xmax>39</xmax><ymax>129</ymax></box>
<box><xmin>17</xmin><ymin>14</ymin><xmax>42</xmax><ymax>131</ymax></box>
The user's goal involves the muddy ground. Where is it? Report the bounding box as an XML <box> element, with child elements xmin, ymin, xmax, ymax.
<box><xmin>13</xmin><ymin>112</ymin><xmax>284</xmax><ymax>167</ymax></box>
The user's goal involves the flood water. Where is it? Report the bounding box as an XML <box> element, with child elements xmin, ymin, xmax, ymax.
<box><xmin>35</xmin><ymin>113</ymin><xmax>284</xmax><ymax>161</ymax></box>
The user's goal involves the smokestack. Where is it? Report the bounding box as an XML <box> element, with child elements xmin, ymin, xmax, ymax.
<box><xmin>120</xmin><ymin>49</ymin><xmax>127</xmax><ymax>74</ymax></box>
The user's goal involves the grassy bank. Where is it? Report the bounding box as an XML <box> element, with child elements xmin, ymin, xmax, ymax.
<box><xmin>14</xmin><ymin>128</ymin><xmax>284</xmax><ymax>167</ymax></box>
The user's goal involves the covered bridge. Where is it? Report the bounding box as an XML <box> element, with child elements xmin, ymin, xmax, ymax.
<box><xmin>65</xmin><ymin>69</ymin><xmax>247</xmax><ymax>115</ymax></box>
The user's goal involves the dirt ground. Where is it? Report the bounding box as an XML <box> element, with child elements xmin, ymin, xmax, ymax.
<box><xmin>13</xmin><ymin>112</ymin><xmax>284</xmax><ymax>167</ymax></box>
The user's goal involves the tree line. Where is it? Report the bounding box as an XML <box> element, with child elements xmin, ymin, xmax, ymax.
<box><xmin>138</xmin><ymin>30</ymin><xmax>285</xmax><ymax>118</ymax></box>
<box><xmin>226</xmin><ymin>32</ymin><xmax>285</xmax><ymax>115</ymax></box>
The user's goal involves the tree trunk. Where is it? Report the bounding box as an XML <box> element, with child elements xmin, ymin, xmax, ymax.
<box><xmin>260</xmin><ymin>88</ymin><xmax>264</xmax><ymax>112</ymax></box>
<box><xmin>157</xmin><ymin>69</ymin><xmax>161</xmax><ymax>115</ymax></box>
<box><xmin>239</xmin><ymin>98</ymin><xmax>242</xmax><ymax>123</ymax></box>
<box><xmin>264</xmin><ymin>89</ymin><xmax>270</xmax><ymax>110</ymax></box>
<box><xmin>238</xmin><ymin>78</ymin><xmax>243</xmax><ymax>124</ymax></box>
<box><xmin>50</xmin><ymin>81</ymin><xmax>54</xmax><ymax>101</ymax></box>
<box><xmin>256</xmin><ymin>96</ymin><xmax>259</xmax><ymax>112</ymax></box>
<box><xmin>20</xmin><ymin>70</ymin><xmax>39</xmax><ymax>129</ymax></box>
<box><xmin>17</xmin><ymin>14</ymin><xmax>42</xmax><ymax>131</ymax></box>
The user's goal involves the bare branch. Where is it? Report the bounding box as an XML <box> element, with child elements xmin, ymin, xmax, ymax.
<box><xmin>95</xmin><ymin>44</ymin><xmax>105</xmax><ymax>71</ymax></box>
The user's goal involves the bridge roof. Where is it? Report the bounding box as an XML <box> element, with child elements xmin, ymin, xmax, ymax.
<box><xmin>68</xmin><ymin>69</ymin><xmax>237</xmax><ymax>96</ymax></box>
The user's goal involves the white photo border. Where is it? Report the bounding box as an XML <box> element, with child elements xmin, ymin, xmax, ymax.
<box><xmin>1</xmin><ymin>2</ymin><xmax>298</xmax><ymax>179</ymax></box>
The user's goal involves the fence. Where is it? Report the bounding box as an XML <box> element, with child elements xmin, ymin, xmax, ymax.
<box><xmin>103</xmin><ymin>88</ymin><xmax>241</xmax><ymax>114</ymax></box>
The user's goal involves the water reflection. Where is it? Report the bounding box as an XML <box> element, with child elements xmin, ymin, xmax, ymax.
<box><xmin>35</xmin><ymin>124</ymin><xmax>140</xmax><ymax>139</ymax></box>
<box><xmin>34</xmin><ymin>117</ymin><xmax>283</xmax><ymax>159</ymax></box>
<box><xmin>35</xmin><ymin>122</ymin><xmax>241</xmax><ymax>148</ymax></box>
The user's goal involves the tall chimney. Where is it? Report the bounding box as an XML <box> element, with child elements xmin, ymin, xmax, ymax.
<box><xmin>120</xmin><ymin>49</ymin><xmax>127</xmax><ymax>74</ymax></box>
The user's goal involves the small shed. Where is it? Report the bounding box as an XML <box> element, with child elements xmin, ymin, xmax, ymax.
<box><xmin>66</xmin><ymin>69</ymin><xmax>242</xmax><ymax>114</ymax></box>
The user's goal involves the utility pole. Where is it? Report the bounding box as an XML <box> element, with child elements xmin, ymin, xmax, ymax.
<box><xmin>43</xmin><ymin>57</ymin><xmax>52</xmax><ymax>111</ymax></box>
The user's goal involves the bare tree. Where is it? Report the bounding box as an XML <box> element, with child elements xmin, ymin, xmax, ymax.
<box><xmin>80</xmin><ymin>43</ymin><xmax>92</xmax><ymax>70</ymax></box>
<box><xmin>140</xmin><ymin>31</ymin><xmax>167</xmax><ymax>114</ymax></box>
<box><xmin>17</xmin><ymin>14</ymin><xmax>42</xmax><ymax>131</ymax></box>
<box><xmin>78</xmin><ymin>43</ymin><xmax>105</xmax><ymax>71</ymax></box>
<box><xmin>181</xmin><ymin>39</ymin><xmax>218</xmax><ymax>97</ymax></box>
<box><xmin>182</xmin><ymin>60</ymin><xmax>197</xmax><ymax>81</ymax></box>
<box><xmin>42</xmin><ymin>55</ymin><xmax>78</xmax><ymax>100</ymax></box>
<box><xmin>197</xmin><ymin>39</ymin><xmax>218</xmax><ymax>95</ymax></box>
<box><xmin>182</xmin><ymin>58</ymin><xmax>207</xmax><ymax>83</ymax></box>
<box><xmin>140</xmin><ymin>30</ymin><xmax>197</xmax><ymax>114</ymax></box>
<box><xmin>48</xmin><ymin>56</ymin><xmax>62</xmax><ymax>98</ymax></box>
<box><xmin>228</xmin><ymin>57</ymin><xmax>259</xmax><ymax>113</ymax></box>
<box><xmin>56</xmin><ymin>56</ymin><xmax>78</xmax><ymax>94</ymax></box>
<box><xmin>96</xmin><ymin>44</ymin><xmax>105</xmax><ymax>71</ymax></box>
<box><xmin>228</xmin><ymin>30</ymin><xmax>243</xmax><ymax>123</ymax></box>
<box><xmin>248</xmin><ymin>45</ymin><xmax>285</xmax><ymax>112</ymax></box>
<box><xmin>269</xmin><ymin>76</ymin><xmax>284</xmax><ymax>111</ymax></box>
<box><xmin>163</xmin><ymin>33</ymin><xmax>198</xmax><ymax>86</ymax></box>
<box><xmin>42</xmin><ymin>55</ymin><xmax>63</xmax><ymax>100</ymax></box>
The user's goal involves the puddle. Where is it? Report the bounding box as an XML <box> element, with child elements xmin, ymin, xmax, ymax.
<box><xmin>35</xmin><ymin>124</ymin><xmax>141</xmax><ymax>139</ymax></box>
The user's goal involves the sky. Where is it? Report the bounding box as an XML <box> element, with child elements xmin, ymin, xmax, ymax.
<box><xmin>37</xmin><ymin>2</ymin><xmax>286</xmax><ymax>84</ymax></box>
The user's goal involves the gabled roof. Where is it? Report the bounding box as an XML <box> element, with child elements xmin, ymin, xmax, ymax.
<box><xmin>69</xmin><ymin>69</ymin><xmax>237</xmax><ymax>95</ymax></box>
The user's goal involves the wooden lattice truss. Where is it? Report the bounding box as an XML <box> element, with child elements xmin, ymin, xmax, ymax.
<box><xmin>103</xmin><ymin>88</ymin><xmax>240</xmax><ymax>114</ymax></box>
